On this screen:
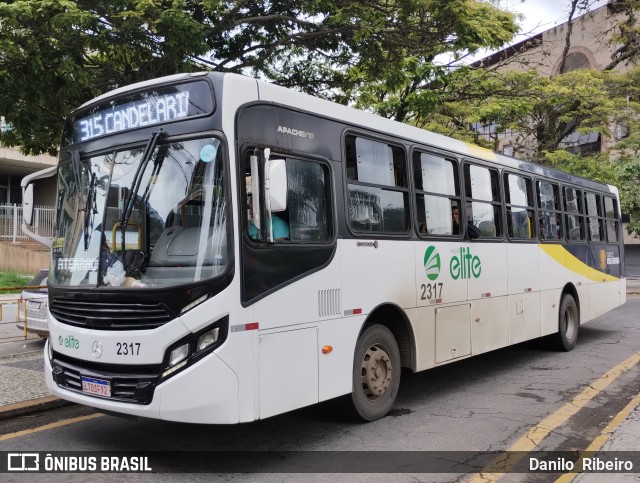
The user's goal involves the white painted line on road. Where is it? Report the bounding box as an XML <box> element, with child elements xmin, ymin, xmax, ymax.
<box><xmin>466</xmin><ymin>349</ymin><xmax>640</xmax><ymax>482</ymax></box>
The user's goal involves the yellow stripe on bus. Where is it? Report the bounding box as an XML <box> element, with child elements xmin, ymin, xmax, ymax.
<box><xmin>538</xmin><ymin>244</ymin><xmax>619</xmax><ymax>283</ymax></box>
<box><xmin>464</xmin><ymin>142</ymin><xmax>498</xmax><ymax>162</ymax></box>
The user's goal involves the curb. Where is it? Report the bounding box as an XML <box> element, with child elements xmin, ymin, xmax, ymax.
<box><xmin>0</xmin><ymin>396</ymin><xmax>72</xmax><ymax>421</ymax></box>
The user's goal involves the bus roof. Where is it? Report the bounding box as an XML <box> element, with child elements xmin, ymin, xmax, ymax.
<box><xmin>74</xmin><ymin>71</ymin><xmax>616</xmax><ymax>195</ymax></box>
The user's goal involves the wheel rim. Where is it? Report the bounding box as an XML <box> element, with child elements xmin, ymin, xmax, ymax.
<box><xmin>562</xmin><ymin>303</ymin><xmax>577</xmax><ymax>341</ymax></box>
<box><xmin>361</xmin><ymin>343</ymin><xmax>393</xmax><ymax>401</ymax></box>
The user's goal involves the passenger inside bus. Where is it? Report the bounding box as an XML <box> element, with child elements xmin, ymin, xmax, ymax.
<box><xmin>247</xmin><ymin>192</ymin><xmax>289</xmax><ymax>241</ymax></box>
<box><xmin>452</xmin><ymin>205</ymin><xmax>480</xmax><ymax>239</ymax></box>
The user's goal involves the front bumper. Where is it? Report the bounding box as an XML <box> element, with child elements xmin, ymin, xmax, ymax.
<box><xmin>45</xmin><ymin>339</ymin><xmax>240</xmax><ymax>424</ymax></box>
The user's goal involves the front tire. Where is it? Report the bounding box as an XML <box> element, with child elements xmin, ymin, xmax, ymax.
<box><xmin>549</xmin><ymin>294</ymin><xmax>579</xmax><ymax>351</ymax></box>
<box><xmin>349</xmin><ymin>324</ymin><xmax>401</xmax><ymax>421</ymax></box>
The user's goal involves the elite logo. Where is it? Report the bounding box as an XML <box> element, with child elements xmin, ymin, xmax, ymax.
<box><xmin>58</xmin><ymin>335</ymin><xmax>80</xmax><ymax>349</ymax></box>
<box><xmin>424</xmin><ymin>245</ymin><xmax>483</xmax><ymax>281</ymax></box>
<box><xmin>423</xmin><ymin>246</ymin><xmax>441</xmax><ymax>281</ymax></box>
<box><xmin>450</xmin><ymin>247</ymin><xmax>482</xmax><ymax>280</ymax></box>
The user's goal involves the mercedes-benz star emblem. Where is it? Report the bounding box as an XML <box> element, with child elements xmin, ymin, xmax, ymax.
<box><xmin>92</xmin><ymin>341</ymin><xmax>103</xmax><ymax>358</ymax></box>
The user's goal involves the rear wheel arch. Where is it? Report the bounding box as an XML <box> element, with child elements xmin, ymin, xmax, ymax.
<box><xmin>359</xmin><ymin>303</ymin><xmax>415</xmax><ymax>370</ymax></box>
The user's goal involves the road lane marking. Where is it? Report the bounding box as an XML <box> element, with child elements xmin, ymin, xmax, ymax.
<box><xmin>0</xmin><ymin>413</ymin><xmax>104</xmax><ymax>442</ymax></box>
<box><xmin>467</xmin><ymin>349</ymin><xmax>640</xmax><ymax>482</ymax></box>
<box><xmin>554</xmin><ymin>391</ymin><xmax>640</xmax><ymax>483</ymax></box>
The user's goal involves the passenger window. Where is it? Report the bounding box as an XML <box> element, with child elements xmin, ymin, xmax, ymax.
<box><xmin>464</xmin><ymin>164</ymin><xmax>502</xmax><ymax>238</ymax></box>
<box><xmin>585</xmin><ymin>192</ymin><xmax>603</xmax><ymax>242</ymax></box>
<box><xmin>413</xmin><ymin>152</ymin><xmax>460</xmax><ymax>236</ymax></box>
<box><xmin>604</xmin><ymin>196</ymin><xmax>619</xmax><ymax>243</ymax></box>
<box><xmin>244</xmin><ymin>152</ymin><xmax>330</xmax><ymax>243</ymax></box>
<box><xmin>286</xmin><ymin>159</ymin><xmax>330</xmax><ymax>242</ymax></box>
<box><xmin>536</xmin><ymin>180</ymin><xmax>562</xmax><ymax>240</ymax></box>
<box><xmin>504</xmin><ymin>173</ymin><xmax>534</xmax><ymax>240</ymax></box>
<box><xmin>563</xmin><ymin>187</ymin><xmax>584</xmax><ymax>241</ymax></box>
<box><xmin>346</xmin><ymin>135</ymin><xmax>409</xmax><ymax>234</ymax></box>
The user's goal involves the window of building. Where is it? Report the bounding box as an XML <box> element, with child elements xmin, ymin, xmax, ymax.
<box><xmin>0</xmin><ymin>174</ymin><xmax>23</xmax><ymax>204</ymax></box>
<box><xmin>413</xmin><ymin>151</ymin><xmax>460</xmax><ymax>236</ymax></box>
<box><xmin>464</xmin><ymin>163</ymin><xmax>502</xmax><ymax>238</ymax></box>
<box><xmin>346</xmin><ymin>135</ymin><xmax>408</xmax><ymax>234</ymax></box>
<box><xmin>504</xmin><ymin>173</ymin><xmax>534</xmax><ymax>239</ymax></box>
<box><xmin>537</xmin><ymin>180</ymin><xmax>563</xmax><ymax>240</ymax></box>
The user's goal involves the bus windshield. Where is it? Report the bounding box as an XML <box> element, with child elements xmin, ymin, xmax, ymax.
<box><xmin>51</xmin><ymin>136</ymin><xmax>228</xmax><ymax>288</ymax></box>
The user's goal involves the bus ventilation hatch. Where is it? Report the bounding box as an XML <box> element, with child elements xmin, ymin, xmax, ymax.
<box><xmin>318</xmin><ymin>289</ymin><xmax>341</xmax><ymax>318</ymax></box>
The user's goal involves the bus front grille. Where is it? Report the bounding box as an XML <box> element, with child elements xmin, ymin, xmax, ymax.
<box><xmin>50</xmin><ymin>299</ymin><xmax>173</xmax><ymax>330</ymax></box>
<box><xmin>51</xmin><ymin>352</ymin><xmax>160</xmax><ymax>405</ymax></box>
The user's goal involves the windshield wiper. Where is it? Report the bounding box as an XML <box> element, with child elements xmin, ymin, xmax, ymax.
<box><xmin>119</xmin><ymin>131</ymin><xmax>165</xmax><ymax>260</ymax></box>
<box><xmin>83</xmin><ymin>172</ymin><xmax>97</xmax><ymax>250</ymax></box>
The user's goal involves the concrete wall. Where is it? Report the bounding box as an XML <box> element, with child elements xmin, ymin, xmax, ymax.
<box><xmin>0</xmin><ymin>243</ymin><xmax>50</xmax><ymax>275</ymax></box>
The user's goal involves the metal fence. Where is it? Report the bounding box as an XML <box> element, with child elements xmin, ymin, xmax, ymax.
<box><xmin>0</xmin><ymin>204</ymin><xmax>55</xmax><ymax>242</ymax></box>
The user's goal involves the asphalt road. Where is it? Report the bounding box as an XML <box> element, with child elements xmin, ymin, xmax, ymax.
<box><xmin>2</xmin><ymin>296</ymin><xmax>639</xmax><ymax>482</ymax></box>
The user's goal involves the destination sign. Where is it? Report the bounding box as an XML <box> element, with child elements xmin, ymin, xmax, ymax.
<box><xmin>71</xmin><ymin>80</ymin><xmax>213</xmax><ymax>143</ymax></box>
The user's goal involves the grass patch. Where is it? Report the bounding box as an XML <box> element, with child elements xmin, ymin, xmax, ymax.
<box><xmin>0</xmin><ymin>271</ymin><xmax>32</xmax><ymax>294</ymax></box>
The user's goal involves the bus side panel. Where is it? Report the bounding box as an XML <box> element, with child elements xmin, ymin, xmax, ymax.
<box><xmin>507</xmin><ymin>244</ymin><xmax>541</xmax><ymax>344</ymax></box>
<box><xmin>508</xmin><ymin>292</ymin><xmax>541</xmax><ymax>344</ymax></box>
<box><xmin>588</xmin><ymin>281</ymin><xmax>609</xmax><ymax>321</ymax></box>
<box><xmin>587</xmin><ymin>244</ymin><xmax>608</xmax><ymax>320</ymax></box>
<box><xmin>412</xmin><ymin>306</ymin><xmax>436</xmax><ymax>372</ymax></box>
<box><xmin>258</xmin><ymin>327</ymin><xmax>318</xmax><ymax>419</ymax></box>
<box><xmin>340</xmin><ymin>239</ymin><xmax>415</xmax><ymax>313</ymax></box>
<box><xmin>467</xmin><ymin>243</ymin><xmax>508</xmax><ymax>301</ymax></box>
<box><xmin>564</xmin><ymin>245</ymin><xmax>591</xmax><ymax>323</ymax></box>
<box><xmin>608</xmin><ymin>280</ymin><xmax>624</xmax><ymax>312</ymax></box>
<box><xmin>318</xmin><ymin>316</ymin><xmax>365</xmax><ymax>401</ymax></box>
<box><xmin>471</xmin><ymin>297</ymin><xmax>508</xmax><ymax>355</ymax></box>
<box><xmin>539</xmin><ymin>244</ymin><xmax>567</xmax><ymax>336</ymax></box>
<box><xmin>541</xmin><ymin>288</ymin><xmax>563</xmax><ymax>337</ymax></box>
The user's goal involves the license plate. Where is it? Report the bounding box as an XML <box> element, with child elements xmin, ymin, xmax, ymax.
<box><xmin>27</xmin><ymin>300</ymin><xmax>41</xmax><ymax>309</ymax></box>
<box><xmin>81</xmin><ymin>376</ymin><xmax>111</xmax><ymax>397</ymax></box>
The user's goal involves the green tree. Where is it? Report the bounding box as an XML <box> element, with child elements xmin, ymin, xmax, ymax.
<box><xmin>0</xmin><ymin>0</ymin><xmax>519</xmax><ymax>155</ymax></box>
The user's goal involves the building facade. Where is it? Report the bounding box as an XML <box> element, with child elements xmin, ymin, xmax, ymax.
<box><xmin>473</xmin><ymin>2</ymin><xmax>638</xmax><ymax>244</ymax></box>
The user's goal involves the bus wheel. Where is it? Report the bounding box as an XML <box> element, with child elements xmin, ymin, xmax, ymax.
<box><xmin>549</xmin><ymin>294</ymin><xmax>579</xmax><ymax>351</ymax></box>
<box><xmin>349</xmin><ymin>324</ymin><xmax>400</xmax><ymax>421</ymax></box>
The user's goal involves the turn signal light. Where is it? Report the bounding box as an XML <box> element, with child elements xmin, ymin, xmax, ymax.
<box><xmin>322</xmin><ymin>345</ymin><xmax>333</xmax><ymax>354</ymax></box>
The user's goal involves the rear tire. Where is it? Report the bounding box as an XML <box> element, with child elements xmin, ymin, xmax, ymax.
<box><xmin>548</xmin><ymin>294</ymin><xmax>579</xmax><ymax>351</ymax></box>
<box><xmin>348</xmin><ymin>324</ymin><xmax>401</xmax><ymax>421</ymax></box>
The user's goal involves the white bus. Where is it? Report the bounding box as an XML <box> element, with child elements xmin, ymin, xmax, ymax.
<box><xmin>22</xmin><ymin>72</ymin><xmax>626</xmax><ymax>423</ymax></box>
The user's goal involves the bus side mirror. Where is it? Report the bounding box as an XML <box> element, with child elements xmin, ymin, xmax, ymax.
<box><xmin>267</xmin><ymin>158</ymin><xmax>287</xmax><ymax>212</ymax></box>
<box><xmin>23</xmin><ymin>183</ymin><xmax>34</xmax><ymax>226</ymax></box>
<box><xmin>20</xmin><ymin>166</ymin><xmax>57</xmax><ymax>248</ymax></box>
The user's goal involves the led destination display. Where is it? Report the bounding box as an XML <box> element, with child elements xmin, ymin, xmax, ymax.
<box><xmin>71</xmin><ymin>80</ymin><xmax>214</xmax><ymax>143</ymax></box>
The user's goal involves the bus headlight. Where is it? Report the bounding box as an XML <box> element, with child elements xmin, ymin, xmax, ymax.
<box><xmin>197</xmin><ymin>328</ymin><xmax>219</xmax><ymax>352</ymax></box>
<box><xmin>160</xmin><ymin>316</ymin><xmax>228</xmax><ymax>381</ymax></box>
<box><xmin>169</xmin><ymin>343</ymin><xmax>189</xmax><ymax>367</ymax></box>
<box><xmin>47</xmin><ymin>338</ymin><xmax>53</xmax><ymax>362</ymax></box>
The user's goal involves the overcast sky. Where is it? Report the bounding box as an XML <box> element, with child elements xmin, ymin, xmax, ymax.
<box><xmin>502</xmin><ymin>0</ymin><xmax>608</xmax><ymax>39</ymax></box>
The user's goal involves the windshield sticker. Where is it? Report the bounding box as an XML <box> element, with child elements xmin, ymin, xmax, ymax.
<box><xmin>57</xmin><ymin>258</ymin><xmax>99</xmax><ymax>271</ymax></box>
<box><xmin>200</xmin><ymin>144</ymin><xmax>217</xmax><ymax>162</ymax></box>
